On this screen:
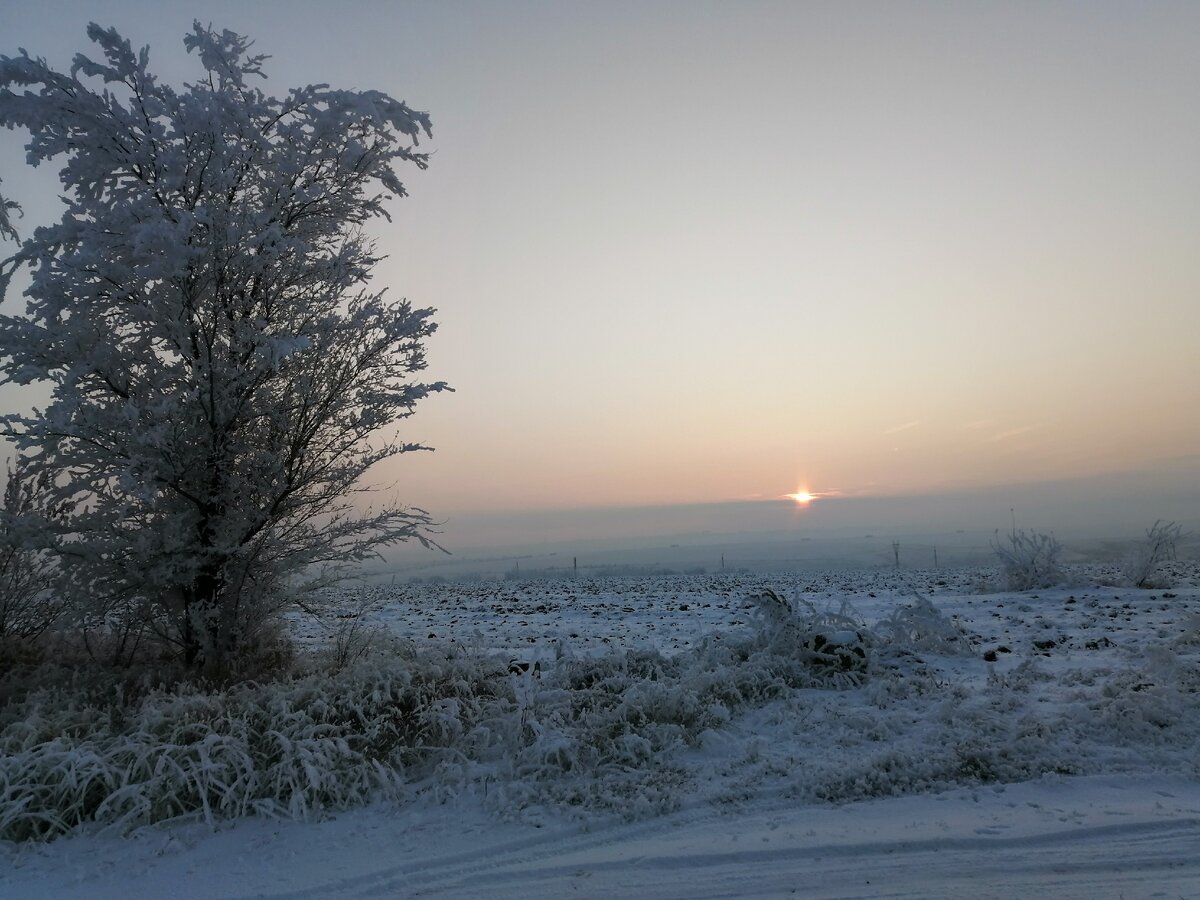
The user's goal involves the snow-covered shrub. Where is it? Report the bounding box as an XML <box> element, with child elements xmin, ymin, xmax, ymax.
<box><xmin>486</xmin><ymin>598</ymin><xmax>885</xmax><ymax>822</ymax></box>
<box><xmin>991</xmin><ymin>528</ymin><xmax>1064</xmax><ymax>591</ymax></box>
<box><xmin>499</xmin><ymin>649</ymin><xmax>751</xmax><ymax>819</ymax></box>
<box><xmin>1176</xmin><ymin>611</ymin><xmax>1200</xmax><ymax>648</ymax></box>
<box><xmin>877</xmin><ymin>593</ymin><xmax>973</xmax><ymax>656</ymax></box>
<box><xmin>0</xmin><ymin>643</ymin><xmax>515</xmax><ymax>842</ymax></box>
<box><xmin>1088</xmin><ymin>650</ymin><xmax>1200</xmax><ymax>745</ymax></box>
<box><xmin>809</xmin><ymin>731</ymin><xmax>1080</xmax><ymax>803</ymax></box>
<box><xmin>321</xmin><ymin>596</ymin><xmax>385</xmax><ymax>675</ymax></box>
<box><xmin>745</xmin><ymin>589</ymin><xmax>869</xmax><ymax>685</ymax></box>
<box><xmin>806</xmin><ymin>672</ymin><xmax>1085</xmax><ymax>804</ymax></box>
<box><xmin>1123</xmin><ymin>520</ymin><xmax>1187</xmax><ymax>588</ymax></box>
<box><xmin>533</xmin><ymin>650</ymin><xmax>708</xmax><ymax>762</ymax></box>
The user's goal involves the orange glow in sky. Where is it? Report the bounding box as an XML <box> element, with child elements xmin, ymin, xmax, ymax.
<box><xmin>2</xmin><ymin>5</ymin><xmax>1198</xmax><ymax>529</ymax></box>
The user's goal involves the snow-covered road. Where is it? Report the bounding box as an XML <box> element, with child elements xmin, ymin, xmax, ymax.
<box><xmin>334</xmin><ymin>778</ymin><xmax>1200</xmax><ymax>900</ymax></box>
<box><xmin>7</xmin><ymin>776</ymin><xmax>1198</xmax><ymax>898</ymax></box>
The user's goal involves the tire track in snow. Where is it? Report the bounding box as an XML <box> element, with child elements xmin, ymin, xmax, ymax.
<box><xmin>392</xmin><ymin>818</ymin><xmax>1200</xmax><ymax>899</ymax></box>
<box><xmin>255</xmin><ymin>787</ymin><xmax>1200</xmax><ymax>900</ymax></box>
<box><xmin>262</xmin><ymin>795</ymin><xmax>788</xmax><ymax>899</ymax></box>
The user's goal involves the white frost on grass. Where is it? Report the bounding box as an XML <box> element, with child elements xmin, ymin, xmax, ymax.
<box><xmin>2</xmin><ymin>562</ymin><xmax>1199</xmax><ymax>896</ymax></box>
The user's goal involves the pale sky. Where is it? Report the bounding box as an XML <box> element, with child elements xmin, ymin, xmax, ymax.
<box><xmin>2</xmin><ymin>2</ymin><xmax>1197</xmax><ymax>546</ymax></box>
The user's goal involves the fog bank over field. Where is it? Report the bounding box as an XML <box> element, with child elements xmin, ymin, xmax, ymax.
<box><xmin>379</xmin><ymin>459</ymin><xmax>1200</xmax><ymax>578</ymax></box>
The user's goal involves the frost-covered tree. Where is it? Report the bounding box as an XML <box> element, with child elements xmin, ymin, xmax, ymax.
<box><xmin>0</xmin><ymin>23</ymin><xmax>446</xmax><ymax>673</ymax></box>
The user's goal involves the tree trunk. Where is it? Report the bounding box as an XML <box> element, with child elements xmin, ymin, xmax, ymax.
<box><xmin>183</xmin><ymin>562</ymin><xmax>225</xmax><ymax>672</ymax></box>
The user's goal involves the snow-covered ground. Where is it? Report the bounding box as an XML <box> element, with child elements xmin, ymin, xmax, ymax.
<box><xmin>4</xmin><ymin>563</ymin><xmax>1200</xmax><ymax>898</ymax></box>
<box><xmin>5</xmin><ymin>774</ymin><xmax>1199</xmax><ymax>898</ymax></box>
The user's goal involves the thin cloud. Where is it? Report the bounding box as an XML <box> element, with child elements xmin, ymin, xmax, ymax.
<box><xmin>883</xmin><ymin>420</ymin><xmax>921</xmax><ymax>435</ymax></box>
<box><xmin>985</xmin><ymin>425</ymin><xmax>1036</xmax><ymax>443</ymax></box>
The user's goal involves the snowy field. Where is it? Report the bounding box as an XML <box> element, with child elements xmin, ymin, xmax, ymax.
<box><xmin>4</xmin><ymin>562</ymin><xmax>1200</xmax><ymax>898</ymax></box>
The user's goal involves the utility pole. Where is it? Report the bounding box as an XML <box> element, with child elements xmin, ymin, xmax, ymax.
<box><xmin>933</xmin><ymin>546</ymin><xmax>938</xmax><ymax>568</ymax></box>
<box><xmin>892</xmin><ymin>541</ymin><xmax>900</xmax><ymax>569</ymax></box>
<box><xmin>573</xmin><ymin>556</ymin><xmax>577</xmax><ymax>576</ymax></box>
<box><xmin>720</xmin><ymin>553</ymin><xmax>725</xmax><ymax>571</ymax></box>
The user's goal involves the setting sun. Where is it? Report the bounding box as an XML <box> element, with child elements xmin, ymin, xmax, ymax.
<box><xmin>786</xmin><ymin>489</ymin><xmax>816</xmax><ymax>505</ymax></box>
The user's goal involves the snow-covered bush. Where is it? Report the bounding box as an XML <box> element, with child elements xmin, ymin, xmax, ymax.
<box><xmin>0</xmin><ymin>643</ymin><xmax>513</xmax><ymax>842</ymax></box>
<box><xmin>515</xmin><ymin>651</ymin><xmax>703</xmax><ymax>781</ymax></box>
<box><xmin>991</xmin><ymin>528</ymin><xmax>1064</xmax><ymax>591</ymax></box>
<box><xmin>498</xmin><ymin>626</ymin><xmax>879</xmax><ymax>821</ymax></box>
<box><xmin>415</xmin><ymin>591</ymin><xmax>884</xmax><ymax>821</ymax></box>
<box><xmin>745</xmin><ymin>589</ymin><xmax>869</xmax><ymax>684</ymax></box>
<box><xmin>877</xmin><ymin>593</ymin><xmax>973</xmax><ymax>656</ymax></box>
<box><xmin>321</xmin><ymin>597</ymin><xmax>385</xmax><ymax>674</ymax></box>
<box><xmin>1124</xmin><ymin>520</ymin><xmax>1186</xmax><ymax>588</ymax></box>
<box><xmin>1176</xmin><ymin>611</ymin><xmax>1200</xmax><ymax>648</ymax></box>
<box><xmin>0</xmin><ymin>24</ymin><xmax>445</xmax><ymax>675</ymax></box>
